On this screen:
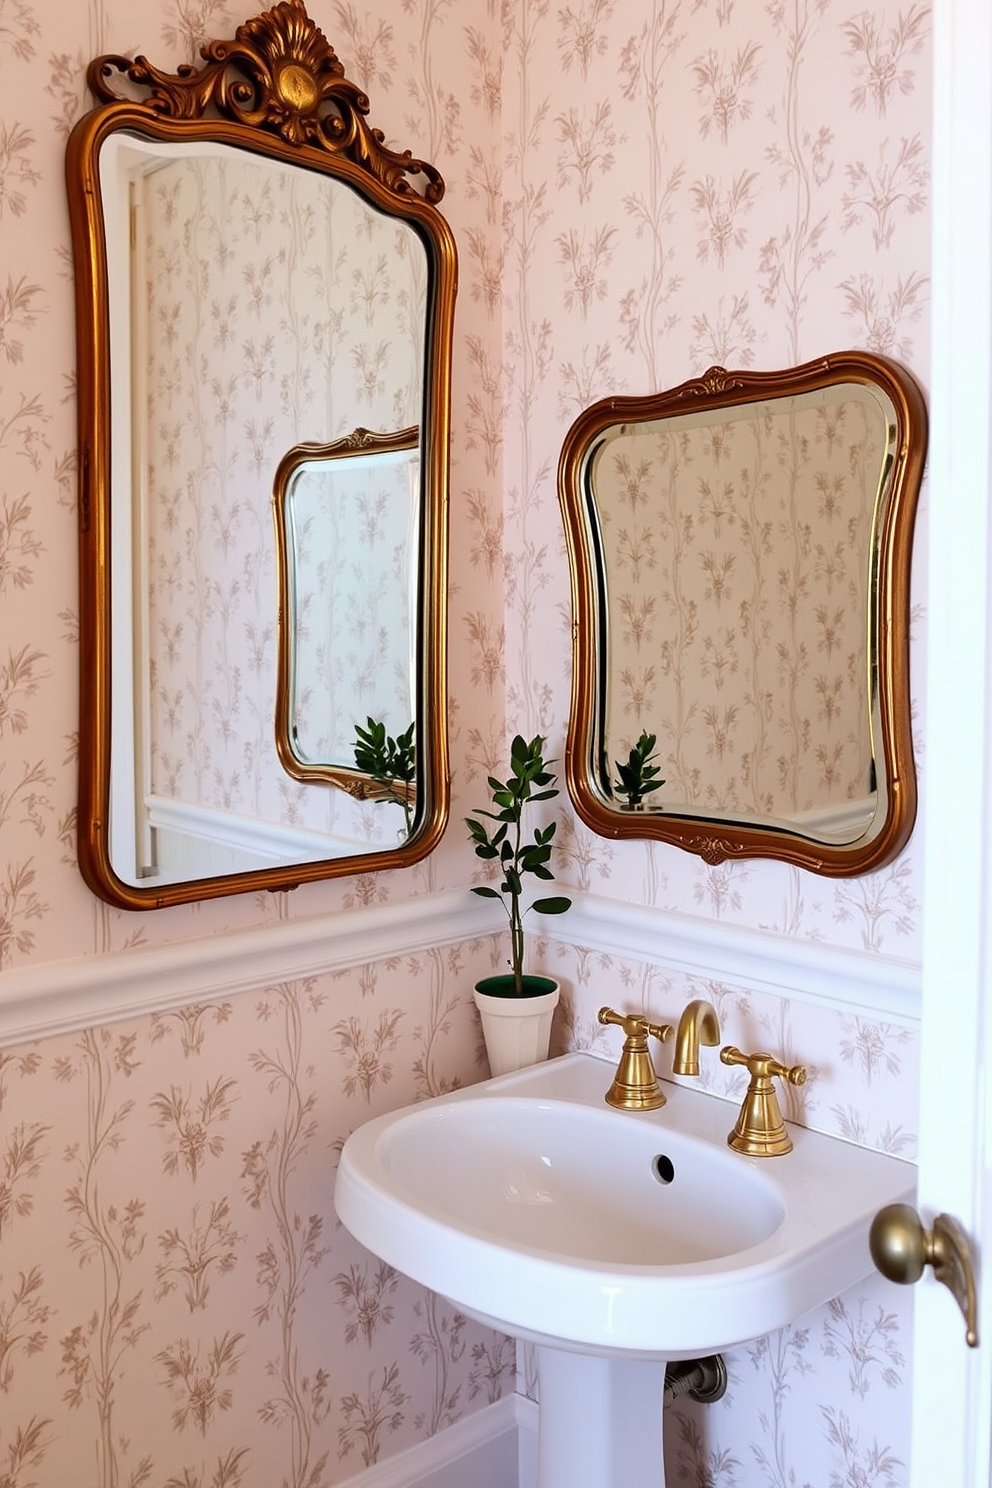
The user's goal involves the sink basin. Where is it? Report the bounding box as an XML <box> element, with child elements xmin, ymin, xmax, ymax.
<box><xmin>336</xmin><ymin>1051</ymin><xmax>914</xmax><ymax>1488</ymax></box>
<box><xmin>377</xmin><ymin>1095</ymin><xmax>784</xmax><ymax>1262</ymax></box>
<box><xmin>336</xmin><ymin>1051</ymin><xmax>913</xmax><ymax>1360</ymax></box>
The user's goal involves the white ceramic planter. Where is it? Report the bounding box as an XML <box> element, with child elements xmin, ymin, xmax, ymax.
<box><xmin>472</xmin><ymin>975</ymin><xmax>560</xmax><ymax>1077</ymax></box>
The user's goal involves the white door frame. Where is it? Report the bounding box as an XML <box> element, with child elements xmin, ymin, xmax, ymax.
<box><xmin>913</xmin><ymin>0</ymin><xmax>992</xmax><ymax>1481</ymax></box>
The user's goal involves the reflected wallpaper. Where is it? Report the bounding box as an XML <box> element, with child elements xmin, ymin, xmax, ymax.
<box><xmin>0</xmin><ymin>0</ymin><xmax>930</xmax><ymax>1484</ymax></box>
<box><xmin>595</xmin><ymin>395</ymin><xmax>881</xmax><ymax>821</ymax></box>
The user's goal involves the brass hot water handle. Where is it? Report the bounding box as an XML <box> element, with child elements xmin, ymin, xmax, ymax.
<box><xmin>598</xmin><ymin>1007</ymin><xmax>674</xmax><ymax>1112</ymax></box>
<box><xmin>598</xmin><ymin>1007</ymin><xmax>672</xmax><ymax>1044</ymax></box>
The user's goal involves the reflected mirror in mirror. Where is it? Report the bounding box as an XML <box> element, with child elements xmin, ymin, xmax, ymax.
<box><xmin>273</xmin><ymin>426</ymin><xmax>420</xmax><ymax>826</ymax></box>
<box><xmin>558</xmin><ymin>353</ymin><xmax>927</xmax><ymax>876</ymax></box>
<box><xmin>67</xmin><ymin>0</ymin><xmax>456</xmax><ymax>908</ymax></box>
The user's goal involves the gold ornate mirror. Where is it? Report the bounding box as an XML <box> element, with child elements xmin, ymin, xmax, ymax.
<box><xmin>67</xmin><ymin>0</ymin><xmax>456</xmax><ymax>908</ymax></box>
<box><xmin>558</xmin><ymin>352</ymin><xmax>927</xmax><ymax>876</ymax></box>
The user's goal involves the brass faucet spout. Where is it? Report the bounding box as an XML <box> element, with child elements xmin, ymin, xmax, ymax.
<box><xmin>672</xmin><ymin>999</ymin><xmax>720</xmax><ymax>1076</ymax></box>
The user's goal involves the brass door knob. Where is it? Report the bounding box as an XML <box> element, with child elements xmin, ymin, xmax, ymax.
<box><xmin>870</xmin><ymin>1202</ymin><xmax>979</xmax><ymax>1348</ymax></box>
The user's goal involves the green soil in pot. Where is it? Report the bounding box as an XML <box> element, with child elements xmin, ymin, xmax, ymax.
<box><xmin>474</xmin><ymin>974</ymin><xmax>558</xmax><ymax>1000</ymax></box>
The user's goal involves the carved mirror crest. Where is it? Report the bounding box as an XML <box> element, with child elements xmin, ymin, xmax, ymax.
<box><xmin>558</xmin><ymin>352</ymin><xmax>927</xmax><ymax>876</ymax></box>
<box><xmin>67</xmin><ymin>0</ymin><xmax>456</xmax><ymax>908</ymax></box>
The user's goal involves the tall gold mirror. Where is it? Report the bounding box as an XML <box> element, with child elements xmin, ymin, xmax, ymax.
<box><xmin>558</xmin><ymin>353</ymin><xmax>927</xmax><ymax>876</ymax></box>
<box><xmin>67</xmin><ymin>0</ymin><xmax>456</xmax><ymax>909</ymax></box>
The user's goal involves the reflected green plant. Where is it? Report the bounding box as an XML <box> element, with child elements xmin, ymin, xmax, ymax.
<box><xmin>613</xmin><ymin>729</ymin><xmax>665</xmax><ymax>808</ymax></box>
<box><xmin>353</xmin><ymin>718</ymin><xmax>415</xmax><ymax>834</ymax></box>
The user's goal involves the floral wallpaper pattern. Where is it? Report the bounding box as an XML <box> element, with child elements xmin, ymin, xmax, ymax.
<box><xmin>499</xmin><ymin>0</ymin><xmax>929</xmax><ymax>954</ymax></box>
<box><xmin>0</xmin><ymin>0</ymin><xmax>930</xmax><ymax>1482</ymax></box>
<box><xmin>0</xmin><ymin>934</ymin><xmax>918</xmax><ymax>1488</ymax></box>
<box><xmin>0</xmin><ymin>940</ymin><xmax>516</xmax><ymax>1488</ymax></box>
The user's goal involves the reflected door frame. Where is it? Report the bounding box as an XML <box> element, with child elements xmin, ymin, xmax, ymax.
<box><xmin>912</xmin><ymin>0</ymin><xmax>992</xmax><ymax>1481</ymax></box>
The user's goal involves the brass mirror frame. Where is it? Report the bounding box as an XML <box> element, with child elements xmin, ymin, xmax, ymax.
<box><xmin>272</xmin><ymin>423</ymin><xmax>420</xmax><ymax>800</ymax></box>
<box><xmin>67</xmin><ymin>0</ymin><xmax>456</xmax><ymax>908</ymax></box>
<box><xmin>557</xmin><ymin>351</ymin><xmax>927</xmax><ymax>877</ymax></box>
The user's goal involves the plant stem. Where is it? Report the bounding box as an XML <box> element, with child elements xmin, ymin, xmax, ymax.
<box><xmin>511</xmin><ymin>806</ymin><xmax>524</xmax><ymax>995</ymax></box>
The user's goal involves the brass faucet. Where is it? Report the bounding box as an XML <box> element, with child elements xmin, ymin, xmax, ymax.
<box><xmin>598</xmin><ymin>1006</ymin><xmax>674</xmax><ymax>1110</ymax></box>
<box><xmin>720</xmin><ymin>1046</ymin><xmax>808</xmax><ymax>1156</ymax></box>
<box><xmin>671</xmin><ymin>999</ymin><xmax>720</xmax><ymax>1076</ymax></box>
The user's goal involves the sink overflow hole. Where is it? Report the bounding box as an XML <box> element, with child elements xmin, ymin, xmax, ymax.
<box><xmin>652</xmin><ymin>1154</ymin><xmax>675</xmax><ymax>1185</ymax></box>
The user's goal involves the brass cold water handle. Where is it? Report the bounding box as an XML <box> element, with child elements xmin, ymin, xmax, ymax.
<box><xmin>720</xmin><ymin>1046</ymin><xmax>807</xmax><ymax>1156</ymax></box>
<box><xmin>598</xmin><ymin>1007</ymin><xmax>674</xmax><ymax>1111</ymax></box>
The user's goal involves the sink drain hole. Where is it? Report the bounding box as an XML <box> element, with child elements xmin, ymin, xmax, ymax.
<box><xmin>651</xmin><ymin>1153</ymin><xmax>675</xmax><ymax>1185</ymax></box>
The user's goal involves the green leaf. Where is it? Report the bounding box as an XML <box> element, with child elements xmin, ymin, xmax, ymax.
<box><xmin>531</xmin><ymin>896</ymin><xmax>572</xmax><ymax>915</ymax></box>
<box><xmin>471</xmin><ymin>885</ymin><xmax>502</xmax><ymax>899</ymax></box>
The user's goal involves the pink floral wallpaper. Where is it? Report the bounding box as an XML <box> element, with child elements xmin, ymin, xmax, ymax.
<box><xmin>0</xmin><ymin>939</ymin><xmax>516</xmax><ymax>1488</ymax></box>
<box><xmin>499</xmin><ymin>0</ymin><xmax>929</xmax><ymax>954</ymax></box>
<box><xmin>0</xmin><ymin>0</ymin><xmax>930</xmax><ymax>1483</ymax></box>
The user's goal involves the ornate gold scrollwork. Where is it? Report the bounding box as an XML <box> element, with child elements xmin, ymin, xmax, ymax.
<box><xmin>88</xmin><ymin>0</ymin><xmax>444</xmax><ymax>199</ymax></box>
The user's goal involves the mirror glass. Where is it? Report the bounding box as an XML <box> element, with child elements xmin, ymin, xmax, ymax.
<box><xmin>67</xmin><ymin>1</ymin><xmax>456</xmax><ymax>907</ymax></box>
<box><xmin>558</xmin><ymin>354</ymin><xmax>927</xmax><ymax>875</ymax></box>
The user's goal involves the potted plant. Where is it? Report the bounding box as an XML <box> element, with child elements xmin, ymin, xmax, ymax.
<box><xmin>613</xmin><ymin>729</ymin><xmax>665</xmax><ymax>809</ymax></box>
<box><xmin>466</xmin><ymin>733</ymin><xmax>572</xmax><ymax>1074</ymax></box>
<box><xmin>353</xmin><ymin>717</ymin><xmax>416</xmax><ymax>835</ymax></box>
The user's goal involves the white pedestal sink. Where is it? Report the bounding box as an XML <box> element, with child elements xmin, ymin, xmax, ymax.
<box><xmin>335</xmin><ymin>1053</ymin><xmax>914</xmax><ymax>1487</ymax></box>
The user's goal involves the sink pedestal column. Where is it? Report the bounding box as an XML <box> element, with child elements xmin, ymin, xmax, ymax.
<box><xmin>535</xmin><ymin>1347</ymin><xmax>668</xmax><ymax>1488</ymax></box>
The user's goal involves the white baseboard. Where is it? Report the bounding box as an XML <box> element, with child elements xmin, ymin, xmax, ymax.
<box><xmin>334</xmin><ymin>1394</ymin><xmax>538</xmax><ymax>1488</ymax></box>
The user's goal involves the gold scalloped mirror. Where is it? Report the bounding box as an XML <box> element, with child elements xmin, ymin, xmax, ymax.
<box><xmin>558</xmin><ymin>352</ymin><xmax>927</xmax><ymax>876</ymax></box>
<box><xmin>67</xmin><ymin>0</ymin><xmax>456</xmax><ymax>908</ymax></box>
